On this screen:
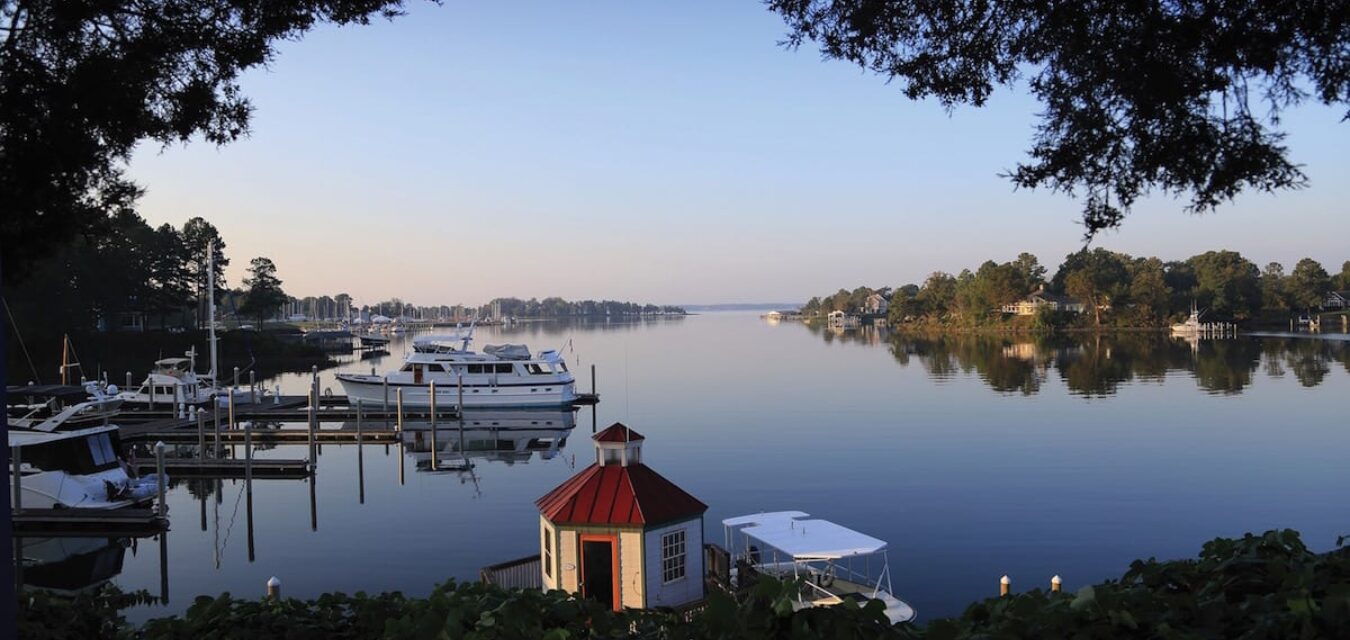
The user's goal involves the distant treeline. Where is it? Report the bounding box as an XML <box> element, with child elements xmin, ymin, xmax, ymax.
<box><xmin>803</xmin><ymin>250</ymin><xmax>1350</xmax><ymax>328</ymax></box>
<box><xmin>483</xmin><ymin>297</ymin><xmax>685</xmax><ymax>318</ymax></box>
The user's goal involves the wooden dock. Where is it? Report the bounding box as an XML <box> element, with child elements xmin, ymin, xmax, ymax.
<box><xmin>129</xmin><ymin>429</ymin><xmax>400</xmax><ymax>444</ymax></box>
<box><xmin>132</xmin><ymin>458</ymin><xmax>311</xmax><ymax>479</ymax></box>
<box><xmin>12</xmin><ymin>508</ymin><xmax>167</xmax><ymax>536</ymax></box>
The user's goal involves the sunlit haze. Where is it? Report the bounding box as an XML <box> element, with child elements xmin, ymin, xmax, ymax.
<box><xmin>126</xmin><ymin>1</ymin><xmax>1349</xmax><ymax>306</ymax></box>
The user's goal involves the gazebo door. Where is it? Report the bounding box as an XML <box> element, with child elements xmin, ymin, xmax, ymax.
<box><xmin>580</xmin><ymin>535</ymin><xmax>618</xmax><ymax>611</ymax></box>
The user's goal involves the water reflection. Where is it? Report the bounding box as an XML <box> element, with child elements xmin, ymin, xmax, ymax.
<box><xmin>804</xmin><ymin>326</ymin><xmax>1349</xmax><ymax>396</ymax></box>
<box><xmin>18</xmin><ymin>537</ymin><xmax>129</xmax><ymax>595</ymax></box>
<box><xmin>395</xmin><ymin>409</ymin><xmax>576</xmax><ymax>472</ymax></box>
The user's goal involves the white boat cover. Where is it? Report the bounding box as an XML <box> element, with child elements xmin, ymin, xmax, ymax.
<box><xmin>723</xmin><ymin>511</ymin><xmax>886</xmax><ymax>560</ymax></box>
<box><xmin>483</xmin><ymin>344</ymin><xmax>531</xmax><ymax>360</ymax></box>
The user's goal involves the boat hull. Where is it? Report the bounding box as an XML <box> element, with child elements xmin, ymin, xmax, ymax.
<box><xmin>336</xmin><ymin>374</ymin><xmax>577</xmax><ymax>408</ymax></box>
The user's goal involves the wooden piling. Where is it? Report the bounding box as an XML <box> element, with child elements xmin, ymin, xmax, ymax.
<box><xmin>228</xmin><ymin>390</ymin><xmax>236</xmax><ymax>431</ymax></box>
<box><xmin>155</xmin><ymin>441</ymin><xmax>167</xmax><ymax>516</ymax></box>
<box><xmin>383</xmin><ymin>376</ymin><xmax>390</xmax><ymax>427</ymax></box>
<box><xmin>396</xmin><ymin>388</ymin><xmax>404</xmax><ymax>433</ymax></box>
<box><xmin>267</xmin><ymin>576</ymin><xmax>281</xmax><ymax>600</ymax></box>
<box><xmin>126</xmin><ymin>371</ymin><xmax>133</xmax><ymax>392</ymax></box>
<box><xmin>11</xmin><ymin>445</ymin><xmax>22</xmax><ymax>513</ymax></box>
<box><xmin>1000</xmin><ymin>575</ymin><xmax>1010</xmax><ymax>597</ymax></box>
<box><xmin>591</xmin><ymin>364</ymin><xmax>596</xmax><ymax>395</ymax></box>
<box><xmin>233</xmin><ymin>366</ymin><xmax>240</xmax><ymax>389</ymax></box>
<box><xmin>244</xmin><ymin>421</ymin><xmax>254</xmax><ymax>489</ymax></box>
<box><xmin>429</xmin><ymin>380</ymin><xmax>438</xmax><ymax>471</ymax></box>
<box><xmin>196</xmin><ymin>408</ymin><xmax>205</xmax><ymax>461</ymax></box>
<box><xmin>1051</xmin><ymin>575</ymin><xmax>1062</xmax><ymax>593</ymax></box>
<box><xmin>249</xmin><ymin>370</ymin><xmax>257</xmax><ymax>404</ymax></box>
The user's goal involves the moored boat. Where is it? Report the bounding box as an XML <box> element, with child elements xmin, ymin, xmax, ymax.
<box><xmin>722</xmin><ymin>511</ymin><xmax>917</xmax><ymax>624</ymax></box>
<box><xmin>336</xmin><ymin>328</ymin><xmax>576</xmax><ymax>408</ymax></box>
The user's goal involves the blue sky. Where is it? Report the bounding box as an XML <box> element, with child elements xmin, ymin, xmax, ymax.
<box><xmin>127</xmin><ymin>1</ymin><xmax>1349</xmax><ymax>305</ymax></box>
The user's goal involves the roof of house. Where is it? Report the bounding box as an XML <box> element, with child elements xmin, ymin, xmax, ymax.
<box><xmin>536</xmin><ymin>462</ymin><xmax>707</xmax><ymax>526</ymax></box>
<box><xmin>593</xmin><ymin>423</ymin><xmax>644</xmax><ymax>443</ymax></box>
<box><xmin>1029</xmin><ymin>291</ymin><xmax>1081</xmax><ymax>306</ymax></box>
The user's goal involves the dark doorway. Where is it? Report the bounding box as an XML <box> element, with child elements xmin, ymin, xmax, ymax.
<box><xmin>581</xmin><ymin>538</ymin><xmax>615</xmax><ymax>610</ymax></box>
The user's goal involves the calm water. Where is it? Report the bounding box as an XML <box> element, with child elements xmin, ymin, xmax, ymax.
<box><xmin>24</xmin><ymin>313</ymin><xmax>1350</xmax><ymax>621</ymax></box>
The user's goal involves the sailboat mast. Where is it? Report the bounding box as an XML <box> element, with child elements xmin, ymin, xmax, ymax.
<box><xmin>208</xmin><ymin>240</ymin><xmax>218</xmax><ymax>380</ymax></box>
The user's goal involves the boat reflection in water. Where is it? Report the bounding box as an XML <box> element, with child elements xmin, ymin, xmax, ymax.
<box><xmin>397</xmin><ymin>409</ymin><xmax>576</xmax><ymax>473</ymax></box>
<box><xmin>18</xmin><ymin>536</ymin><xmax>129</xmax><ymax>595</ymax></box>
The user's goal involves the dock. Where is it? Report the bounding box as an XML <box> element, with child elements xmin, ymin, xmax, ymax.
<box><xmin>12</xmin><ymin>508</ymin><xmax>168</xmax><ymax>537</ymax></box>
<box><xmin>132</xmin><ymin>458</ymin><xmax>311</xmax><ymax>479</ymax></box>
<box><xmin>127</xmin><ymin>428</ymin><xmax>400</xmax><ymax>444</ymax></box>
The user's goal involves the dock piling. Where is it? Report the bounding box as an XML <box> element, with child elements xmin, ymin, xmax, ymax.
<box><xmin>1051</xmin><ymin>575</ymin><xmax>1062</xmax><ymax>593</ymax></box>
<box><xmin>591</xmin><ymin>364</ymin><xmax>596</xmax><ymax>395</ymax></box>
<box><xmin>249</xmin><ymin>371</ymin><xmax>256</xmax><ymax>404</ymax></box>
<box><xmin>267</xmin><ymin>576</ymin><xmax>281</xmax><ymax>600</ymax></box>
<box><xmin>11</xmin><ymin>445</ymin><xmax>22</xmax><ymax>513</ymax></box>
<box><xmin>383</xmin><ymin>376</ymin><xmax>390</xmax><ymax>428</ymax></box>
<box><xmin>274</xmin><ymin>385</ymin><xmax>281</xmax><ymax>405</ymax></box>
<box><xmin>1000</xmin><ymin>575</ymin><xmax>1011</xmax><ymax>597</ymax></box>
<box><xmin>430</xmin><ymin>381</ymin><xmax>438</xmax><ymax>471</ymax></box>
<box><xmin>234</xmin><ymin>366</ymin><xmax>240</xmax><ymax>389</ymax></box>
<box><xmin>244</xmin><ymin>421</ymin><xmax>254</xmax><ymax>489</ymax></box>
<box><xmin>154</xmin><ymin>441</ymin><xmax>167</xmax><ymax>516</ymax></box>
<box><xmin>307</xmin><ymin>380</ymin><xmax>318</xmax><ymax>468</ymax></box>
<box><xmin>228</xmin><ymin>390</ymin><xmax>236</xmax><ymax>431</ymax></box>
<box><xmin>396</xmin><ymin>388</ymin><xmax>404</xmax><ymax>433</ymax></box>
<box><xmin>126</xmin><ymin>371</ymin><xmax>133</xmax><ymax>392</ymax></box>
<box><xmin>196</xmin><ymin>408</ymin><xmax>205</xmax><ymax>461</ymax></box>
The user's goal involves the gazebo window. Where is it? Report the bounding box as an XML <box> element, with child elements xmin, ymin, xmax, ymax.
<box><xmin>543</xmin><ymin>529</ymin><xmax>553</xmax><ymax>578</ymax></box>
<box><xmin>602</xmin><ymin>448</ymin><xmax>624</xmax><ymax>465</ymax></box>
<box><xmin>662</xmin><ymin>530</ymin><xmax>686</xmax><ymax>583</ymax></box>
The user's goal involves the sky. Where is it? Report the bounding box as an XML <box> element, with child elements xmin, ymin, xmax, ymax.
<box><xmin>126</xmin><ymin>1</ymin><xmax>1350</xmax><ymax>306</ymax></box>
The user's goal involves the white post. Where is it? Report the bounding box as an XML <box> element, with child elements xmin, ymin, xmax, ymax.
<box><xmin>429</xmin><ymin>380</ymin><xmax>438</xmax><ymax>471</ymax></box>
<box><xmin>266</xmin><ymin>576</ymin><xmax>281</xmax><ymax>600</ymax></box>
<box><xmin>274</xmin><ymin>385</ymin><xmax>281</xmax><ymax>405</ymax></box>
<box><xmin>1000</xmin><ymin>575</ymin><xmax>1011</xmax><ymax>597</ymax></box>
<box><xmin>1051</xmin><ymin>575</ymin><xmax>1062</xmax><ymax>593</ymax></box>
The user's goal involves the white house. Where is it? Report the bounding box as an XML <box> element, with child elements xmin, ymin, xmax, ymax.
<box><xmin>1001</xmin><ymin>288</ymin><xmax>1086</xmax><ymax>315</ymax></box>
<box><xmin>864</xmin><ymin>293</ymin><xmax>889</xmax><ymax>315</ymax></box>
<box><xmin>1324</xmin><ymin>290</ymin><xmax>1350</xmax><ymax>310</ymax></box>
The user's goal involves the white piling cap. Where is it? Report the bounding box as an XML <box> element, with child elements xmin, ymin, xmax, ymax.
<box><xmin>1000</xmin><ymin>575</ymin><xmax>1011</xmax><ymax>585</ymax></box>
<box><xmin>155</xmin><ymin>441</ymin><xmax>166</xmax><ymax>452</ymax></box>
<box><xmin>1051</xmin><ymin>575</ymin><xmax>1062</xmax><ymax>585</ymax></box>
<box><xmin>267</xmin><ymin>576</ymin><xmax>281</xmax><ymax>587</ymax></box>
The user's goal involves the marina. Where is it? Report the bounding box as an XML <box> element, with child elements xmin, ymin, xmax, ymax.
<box><xmin>6</xmin><ymin>314</ymin><xmax>1345</xmax><ymax>624</ymax></box>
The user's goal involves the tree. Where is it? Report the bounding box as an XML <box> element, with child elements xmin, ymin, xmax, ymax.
<box><xmin>240</xmin><ymin>257</ymin><xmax>287</xmax><ymax>329</ymax></box>
<box><xmin>767</xmin><ymin>1</ymin><xmax>1345</xmax><ymax>236</ymax></box>
<box><xmin>1</xmin><ymin>1</ymin><xmax>410</xmax><ymax>283</ymax></box>
<box><xmin>1187</xmin><ymin>251</ymin><xmax>1262</xmax><ymax>321</ymax></box>
<box><xmin>1261</xmin><ymin>262</ymin><xmax>1290</xmax><ymax>313</ymax></box>
<box><xmin>1287</xmin><ymin>258</ymin><xmax>1332</xmax><ymax>311</ymax></box>
<box><xmin>1127</xmin><ymin>257</ymin><xmax>1171</xmax><ymax>326</ymax></box>
<box><xmin>1012</xmin><ymin>253</ymin><xmax>1046</xmax><ymax>291</ymax></box>
<box><xmin>146</xmin><ymin>224</ymin><xmax>192</xmax><ymax>329</ymax></box>
<box><xmin>1054</xmin><ymin>249</ymin><xmax>1130</xmax><ymax>328</ymax></box>
<box><xmin>182</xmin><ymin>218</ymin><xmax>230</xmax><ymax>327</ymax></box>
<box><xmin>1334</xmin><ymin>261</ymin><xmax>1350</xmax><ymax>291</ymax></box>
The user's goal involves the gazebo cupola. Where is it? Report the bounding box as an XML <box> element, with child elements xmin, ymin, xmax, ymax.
<box><xmin>594</xmin><ymin>422</ymin><xmax>643</xmax><ymax>467</ymax></box>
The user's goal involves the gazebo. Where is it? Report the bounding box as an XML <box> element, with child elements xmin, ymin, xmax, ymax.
<box><xmin>535</xmin><ymin>423</ymin><xmax>706</xmax><ymax>610</ymax></box>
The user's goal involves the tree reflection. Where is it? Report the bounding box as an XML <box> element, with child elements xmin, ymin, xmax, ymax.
<box><xmin>869</xmin><ymin>331</ymin><xmax>1347</xmax><ymax>397</ymax></box>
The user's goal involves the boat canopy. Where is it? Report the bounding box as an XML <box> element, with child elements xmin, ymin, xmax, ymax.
<box><xmin>483</xmin><ymin>344</ymin><xmax>531</xmax><ymax>360</ymax></box>
<box><xmin>723</xmin><ymin>511</ymin><xmax>887</xmax><ymax>560</ymax></box>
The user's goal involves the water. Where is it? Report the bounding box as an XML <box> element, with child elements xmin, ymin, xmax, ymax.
<box><xmin>25</xmin><ymin>313</ymin><xmax>1350</xmax><ymax>622</ymax></box>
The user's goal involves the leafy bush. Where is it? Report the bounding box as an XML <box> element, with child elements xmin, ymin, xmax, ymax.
<box><xmin>18</xmin><ymin>530</ymin><xmax>1350</xmax><ymax>639</ymax></box>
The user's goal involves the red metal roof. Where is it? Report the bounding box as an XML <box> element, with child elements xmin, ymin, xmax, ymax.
<box><xmin>536</xmin><ymin>463</ymin><xmax>706</xmax><ymax>526</ymax></box>
<box><xmin>593</xmin><ymin>423</ymin><xmax>645</xmax><ymax>443</ymax></box>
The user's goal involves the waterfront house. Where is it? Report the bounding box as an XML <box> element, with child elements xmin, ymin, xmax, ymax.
<box><xmin>1324</xmin><ymin>290</ymin><xmax>1350</xmax><ymax>310</ymax></box>
<box><xmin>864</xmin><ymin>293</ymin><xmax>889</xmax><ymax>316</ymax></box>
<box><xmin>1001</xmin><ymin>287</ymin><xmax>1086</xmax><ymax>315</ymax></box>
<box><xmin>535</xmin><ymin>424</ymin><xmax>707</xmax><ymax>611</ymax></box>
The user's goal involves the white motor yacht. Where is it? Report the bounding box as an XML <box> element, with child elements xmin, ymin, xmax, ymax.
<box><xmin>722</xmin><ymin>511</ymin><xmax>917</xmax><ymax>625</ymax></box>
<box><xmin>117</xmin><ymin>352</ymin><xmax>254</xmax><ymax>409</ymax></box>
<box><xmin>336</xmin><ymin>327</ymin><xmax>576</xmax><ymax>408</ymax></box>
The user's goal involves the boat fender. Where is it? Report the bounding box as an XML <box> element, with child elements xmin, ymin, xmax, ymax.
<box><xmin>817</xmin><ymin>572</ymin><xmax>835</xmax><ymax>588</ymax></box>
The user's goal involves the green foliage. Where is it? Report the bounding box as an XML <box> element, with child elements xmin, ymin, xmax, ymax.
<box><xmin>240</xmin><ymin>257</ymin><xmax>288</xmax><ymax>328</ymax></box>
<box><xmin>767</xmin><ymin>1</ymin><xmax>1346</xmax><ymax>236</ymax></box>
<box><xmin>18</xmin><ymin>530</ymin><xmax>1350</xmax><ymax>639</ymax></box>
<box><xmin>1288</xmin><ymin>258</ymin><xmax>1333</xmax><ymax>311</ymax></box>
<box><xmin>1</xmin><ymin>1</ymin><xmax>410</xmax><ymax>282</ymax></box>
<box><xmin>479</xmin><ymin>297</ymin><xmax>686</xmax><ymax>318</ymax></box>
<box><xmin>1187</xmin><ymin>250</ymin><xmax>1263</xmax><ymax>321</ymax></box>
